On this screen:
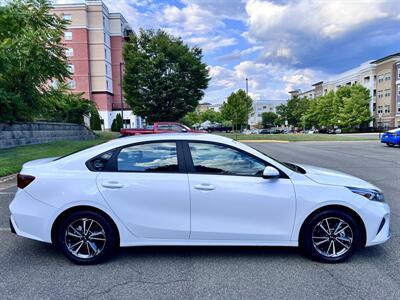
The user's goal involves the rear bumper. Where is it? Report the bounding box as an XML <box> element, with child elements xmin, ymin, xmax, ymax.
<box><xmin>9</xmin><ymin>189</ymin><xmax>59</xmax><ymax>243</ymax></box>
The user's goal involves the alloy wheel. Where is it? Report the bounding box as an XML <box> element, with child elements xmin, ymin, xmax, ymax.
<box><xmin>64</xmin><ymin>218</ymin><xmax>107</xmax><ymax>259</ymax></box>
<box><xmin>311</xmin><ymin>217</ymin><xmax>353</xmax><ymax>258</ymax></box>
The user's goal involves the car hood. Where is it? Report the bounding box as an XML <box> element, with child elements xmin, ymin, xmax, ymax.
<box><xmin>22</xmin><ymin>157</ymin><xmax>59</xmax><ymax>168</ymax></box>
<box><xmin>297</xmin><ymin>164</ymin><xmax>379</xmax><ymax>190</ymax></box>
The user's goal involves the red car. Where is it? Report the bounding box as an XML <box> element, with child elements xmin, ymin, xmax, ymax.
<box><xmin>120</xmin><ymin>122</ymin><xmax>207</xmax><ymax>136</ymax></box>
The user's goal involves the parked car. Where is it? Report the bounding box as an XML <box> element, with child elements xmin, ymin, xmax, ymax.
<box><xmin>120</xmin><ymin>122</ymin><xmax>206</xmax><ymax>136</ymax></box>
<box><xmin>259</xmin><ymin>129</ymin><xmax>271</xmax><ymax>134</ymax></box>
<box><xmin>380</xmin><ymin>128</ymin><xmax>400</xmax><ymax>147</ymax></box>
<box><xmin>10</xmin><ymin>133</ymin><xmax>390</xmax><ymax>264</ymax></box>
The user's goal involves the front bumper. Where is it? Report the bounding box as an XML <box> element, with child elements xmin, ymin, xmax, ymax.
<box><xmin>362</xmin><ymin>201</ymin><xmax>391</xmax><ymax>247</ymax></box>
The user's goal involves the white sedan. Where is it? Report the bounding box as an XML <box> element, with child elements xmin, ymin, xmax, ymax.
<box><xmin>10</xmin><ymin>133</ymin><xmax>390</xmax><ymax>264</ymax></box>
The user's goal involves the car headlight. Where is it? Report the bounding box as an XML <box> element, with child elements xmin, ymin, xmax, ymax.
<box><xmin>347</xmin><ymin>187</ymin><xmax>385</xmax><ymax>202</ymax></box>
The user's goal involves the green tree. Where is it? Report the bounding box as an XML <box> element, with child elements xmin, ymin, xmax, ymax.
<box><xmin>199</xmin><ymin>110</ymin><xmax>223</xmax><ymax>123</ymax></box>
<box><xmin>276</xmin><ymin>96</ymin><xmax>309</xmax><ymax>128</ymax></box>
<box><xmin>220</xmin><ymin>89</ymin><xmax>253</xmax><ymax>131</ymax></box>
<box><xmin>338</xmin><ymin>85</ymin><xmax>371</xmax><ymax>128</ymax></box>
<box><xmin>261</xmin><ymin>112</ymin><xmax>278</xmax><ymax>128</ymax></box>
<box><xmin>41</xmin><ymin>83</ymin><xmax>95</xmax><ymax>124</ymax></box>
<box><xmin>90</xmin><ymin>109</ymin><xmax>102</xmax><ymax>130</ymax></box>
<box><xmin>0</xmin><ymin>0</ymin><xmax>70</xmax><ymax>123</ymax></box>
<box><xmin>123</xmin><ymin>29</ymin><xmax>210</xmax><ymax>123</ymax></box>
<box><xmin>111</xmin><ymin>113</ymin><xmax>123</xmax><ymax>132</ymax></box>
<box><xmin>179</xmin><ymin>111</ymin><xmax>200</xmax><ymax>127</ymax></box>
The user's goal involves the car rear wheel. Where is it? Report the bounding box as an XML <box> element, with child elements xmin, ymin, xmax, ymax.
<box><xmin>56</xmin><ymin>210</ymin><xmax>117</xmax><ymax>265</ymax></box>
<box><xmin>301</xmin><ymin>209</ymin><xmax>361</xmax><ymax>263</ymax></box>
<box><xmin>386</xmin><ymin>143</ymin><xmax>395</xmax><ymax>147</ymax></box>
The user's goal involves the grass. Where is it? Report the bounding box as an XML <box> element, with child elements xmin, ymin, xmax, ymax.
<box><xmin>216</xmin><ymin>133</ymin><xmax>379</xmax><ymax>142</ymax></box>
<box><xmin>0</xmin><ymin>131</ymin><xmax>119</xmax><ymax>177</ymax></box>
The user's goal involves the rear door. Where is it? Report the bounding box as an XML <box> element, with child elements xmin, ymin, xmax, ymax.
<box><xmin>96</xmin><ymin>141</ymin><xmax>190</xmax><ymax>239</ymax></box>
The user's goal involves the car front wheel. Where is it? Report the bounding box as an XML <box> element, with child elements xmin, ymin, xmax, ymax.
<box><xmin>302</xmin><ymin>209</ymin><xmax>361</xmax><ymax>263</ymax></box>
<box><xmin>56</xmin><ymin>210</ymin><xmax>117</xmax><ymax>265</ymax></box>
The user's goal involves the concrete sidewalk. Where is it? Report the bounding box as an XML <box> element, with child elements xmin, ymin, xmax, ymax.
<box><xmin>0</xmin><ymin>174</ymin><xmax>16</xmax><ymax>191</ymax></box>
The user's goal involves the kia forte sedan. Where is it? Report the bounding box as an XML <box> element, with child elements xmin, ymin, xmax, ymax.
<box><xmin>10</xmin><ymin>134</ymin><xmax>390</xmax><ymax>264</ymax></box>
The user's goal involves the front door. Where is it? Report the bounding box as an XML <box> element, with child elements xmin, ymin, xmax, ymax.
<box><xmin>186</xmin><ymin>142</ymin><xmax>296</xmax><ymax>241</ymax></box>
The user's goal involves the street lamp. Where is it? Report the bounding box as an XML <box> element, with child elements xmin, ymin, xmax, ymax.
<box><xmin>120</xmin><ymin>62</ymin><xmax>124</xmax><ymax>128</ymax></box>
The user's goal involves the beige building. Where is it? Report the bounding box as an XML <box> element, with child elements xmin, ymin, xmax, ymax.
<box><xmin>372</xmin><ymin>54</ymin><xmax>400</xmax><ymax>128</ymax></box>
<box><xmin>290</xmin><ymin>53</ymin><xmax>400</xmax><ymax>128</ymax></box>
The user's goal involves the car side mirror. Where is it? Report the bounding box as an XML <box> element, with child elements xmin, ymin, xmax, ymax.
<box><xmin>262</xmin><ymin>166</ymin><xmax>280</xmax><ymax>179</ymax></box>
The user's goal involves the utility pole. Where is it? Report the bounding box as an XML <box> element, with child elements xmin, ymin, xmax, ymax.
<box><xmin>246</xmin><ymin>78</ymin><xmax>250</xmax><ymax>130</ymax></box>
<box><xmin>120</xmin><ymin>62</ymin><xmax>124</xmax><ymax>128</ymax></box>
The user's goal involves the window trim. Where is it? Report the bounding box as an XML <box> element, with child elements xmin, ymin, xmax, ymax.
<box><xmin>182</xmin><ymin>140</ymin><xmax>288</xmax><ymax>178</ymax></box>
<box><xmin>86</xmin><ymin>140</ymin><xmax>186</xmax><ymax>173</ymax></box>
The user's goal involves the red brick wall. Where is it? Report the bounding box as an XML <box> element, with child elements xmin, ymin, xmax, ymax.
<box><xmin>62</xmin><ymin>28</ymin><xmax>91</xmax><ymax>100</ymax></box>
<box><xmin>110</xmin><ymin>36</ymin><xmax>129</xmax><ymax>110</ymax></box>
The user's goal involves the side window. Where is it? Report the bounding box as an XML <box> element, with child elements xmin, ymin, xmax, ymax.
<box><xmin>157</xmin><ymin>124</ymin><xmax>170</xmax><ymax>130</ymax></box>
<box><xmin>188</xmin><ymin>143</ymin><xmax>266</xmax><ymax>176</ymax></box>
<box><xmin>170</xmin><ymin>125</ymin><xmax>186</xmax><ymax>132</ymax></box>
<box><xmin>87</xmin><ymin>151</ymin><xmax>114</xmax><ymax>171</ymax></box>
<box><xmin>117</xmin><ymin>142</ymin><xmax>178</xmax><ymax>172</ymax></box>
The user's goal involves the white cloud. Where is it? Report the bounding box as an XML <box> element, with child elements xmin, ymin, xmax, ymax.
<box><xmin>162</xmin><ymin>3</ymin><xmax>225</xmax><ymax>35</ymax></box>
<box><xmin>205</xmin><ymin>61</ymin><xmax>328</xmax><ymax>104</ymax></box>
<box><xmin>217</xmin><ymin>46</ymin><xmax>263</xmax><ymax>61</ymax></box>
<box><xmin>187</xmin><ymin>36</ymin><xmax>237</xmax><ymax>52</ymax></box>
<box><xmin>244</xmin><ymin>0</ymin><xmax>400</xmax><ymax>63</ymax></box>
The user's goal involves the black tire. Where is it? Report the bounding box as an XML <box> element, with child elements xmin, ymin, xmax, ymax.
<box><xmin>56</xmin><ymin>210</ymin><xmax>117</xmax><ymax>265</ymax></box>
<box><xmin>301</xmin><ymin>209</ymin><xmax>362</xmax><ymax>263</ymax></box>
<box><xmin>386</xmin><ymin>143</ymin><xmax>394</xmax><ymax>147</ymax></box>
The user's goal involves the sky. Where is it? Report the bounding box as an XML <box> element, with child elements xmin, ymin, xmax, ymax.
<box><xmin>56</xmin><ymin>0</ymin><xmax>400</xmax><ymax>104</ymax></box>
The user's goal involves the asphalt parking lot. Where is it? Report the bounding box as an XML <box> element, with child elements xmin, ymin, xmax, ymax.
<box><xmin>0</xmin><ymin>140</ymin><xmax>399</xmax><ymax>299</ymax></box>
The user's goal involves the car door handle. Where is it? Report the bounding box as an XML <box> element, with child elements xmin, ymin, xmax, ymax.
<box><xmin>194</xmin><ymin>184</ymin><xmax>215</xmax><ymax>191</ymax></box>
<box><xmin>101</xmin><ymin>181</ymin><xmax>123</xmax><ymax>189</ymax></box>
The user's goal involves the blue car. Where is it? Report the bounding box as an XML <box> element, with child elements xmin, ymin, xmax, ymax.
<box><xmin>381</xmin><ymin>128</ymin><xmax>400</xmax><ymax>147</ymax></box>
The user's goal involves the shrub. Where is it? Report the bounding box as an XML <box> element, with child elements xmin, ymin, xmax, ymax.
<box><xmin>111</xmin><ymin>113</ymin><xmax>123</xmax><ymax>132</ymax></box>
<box><xmin>90</xmin><ymin>109</ymin><xmax>102</xmax><ymax>130</ymax></box>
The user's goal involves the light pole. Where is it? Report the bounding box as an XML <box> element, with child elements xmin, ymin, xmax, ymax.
<box><xmin>245</xmin><ymin>78</ymin><xmax>249</xmax><ymax>130</ymax></box>
<box><xmin>119</xmin><ymin>62</ymin><xmax>124</xmax><ymax>128</ymax></box>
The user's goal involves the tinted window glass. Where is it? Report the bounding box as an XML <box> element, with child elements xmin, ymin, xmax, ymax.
<box><xmin>189</xmin><ymin>143</ymin><xmax>265</xmax><ymax>176</ymax></box>
<box><xmin>118</xmin><ymin>142</ymin><xmax>178</xmax><ymax>172</ymax></box>
<box><xmin>157</xmin><ymin>125</ymin><xmax>170</xmax><ymax>130</ymax></box>
<box><xmin>170</xmin><ymin>125</ymin><xmax>185</xmax><ymax>132</ymax></box>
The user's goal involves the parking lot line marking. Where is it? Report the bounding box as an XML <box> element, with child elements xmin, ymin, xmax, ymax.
<box><xmin>0</xmin><ymin>192</ymin><xmax>14</xmax><ymax>195</ymax></box>
<box><xmin>238</xmin><ymin>140</ymin><xmax>289</xmax><ymax>143</ymax></box>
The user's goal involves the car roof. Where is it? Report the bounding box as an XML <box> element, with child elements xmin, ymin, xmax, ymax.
<box><xmin>59</xmin><ymin>133</ymin><xmax>235</xmax><ymax>162</ymax></box>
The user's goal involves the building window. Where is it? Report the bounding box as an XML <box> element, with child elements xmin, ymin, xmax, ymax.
<box><xmin>385</xmin><ymin>72</ymin><xmax>391</xmax><ymax>81</ymax></box>
<box><xmin>68</xmin><ymin>80</ymin><xmax>76</xmax><ymax>89</ymax></box>
<box><xmin>104</xmin><ymin>48</ymin><xmax>107</xmax><ymax>60</ymax></box>
<box><xmin>377</xmin><ymin>106</ymin><xmax>383</xmax><ymax>114</ymax></box>
<box><xmin>397</xmin><ymin>67</ymin><xmax>400</xmax><ymax>79</ymax></box>
<box><xmin>377</xmin><ymin>90</ymin><xmax>383</xmax><ymax>98</ymax></box>
<box><xmin>378</xmin><ymin>75</ymin><xmax>384</xmax><ymax>83</ymax></box>
<box><xmin>106</xmin><ymin>80</ymin><xmax>109</xmax><ymax>90</ymax></box>
<box><xmin>65</xmin><ymin>47</ymin><xmax>73</xmax><ymax>57</ymax></box>
<box><xmin>63</xmin><ymin>14</ymin><xmax>72</xmax><ymax>21</ymax></box>
<box><xmin>64</xmin><ymin>31</ymin><xmax>72</xmax><ymax>40</ymax></box>
<box><xmin>384</xmin><ymin>105</ymin><xmax>390</xmax><ymax>114</ymax></box>
<box><xmin>67</xmin><ymin>64</ymin><xmax>74</xmax><ymax>74</ymax></box>
<box><xmin>105</xmin><ymin>64</ymin><xmax>108</xmax><ymax>76</ymax></box>
<box><xmin>384</xmin><ymin>89</ymin><xmax>391</xmax><ymax>98</ymax></box>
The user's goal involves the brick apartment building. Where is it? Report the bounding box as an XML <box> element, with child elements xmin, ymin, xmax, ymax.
<box><xmin>290</xmin><ymin>53</ymin><xmax>400</xmax><ymax>129</ymax></box>
<box><xmin>52</xmin><ymin>0</ymin><xmax>142</xmax><ymax>129</ymax></box>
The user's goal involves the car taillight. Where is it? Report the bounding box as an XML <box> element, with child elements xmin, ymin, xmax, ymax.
<box><xmin>17</xmin><ymin>174</ymin><xmax>35</xmax><ymax>189</ymax></box>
